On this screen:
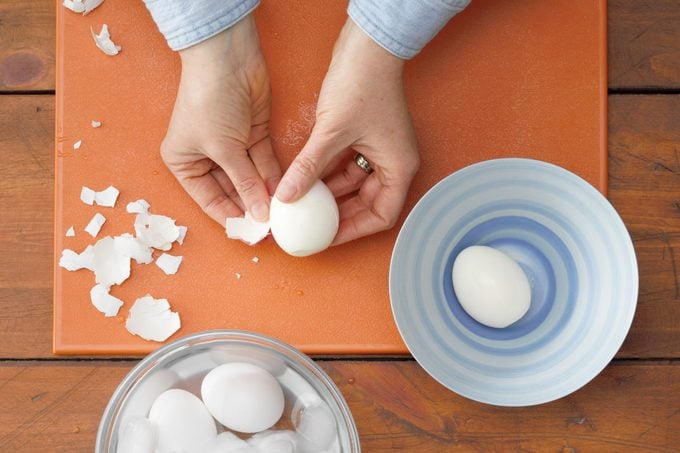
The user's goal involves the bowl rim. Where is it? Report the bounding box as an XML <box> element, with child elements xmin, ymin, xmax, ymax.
<box><xmin>95</xmin><ymin>329</ymin><xmax>360</xmax><ymax>452</ymax></box>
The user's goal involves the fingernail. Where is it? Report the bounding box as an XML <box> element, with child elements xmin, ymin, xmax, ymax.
<box><xmin>250</xmin><ymin>201</ymin><xmax>269</xmax><ymax>223</ymax></box>
<box><xmin>275</xmin><ymin>180</ymin><xmax>296</xmax><ymax>202</ymax></box>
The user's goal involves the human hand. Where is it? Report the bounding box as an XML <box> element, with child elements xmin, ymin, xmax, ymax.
<box><xmin>161</xmin><ymin>15</ymin><xmax>281</xmax><ymax>224</ymax></box>
<box><xmin>275</xmin><ymin>19</ymin><xmax>419</xmax><ymax>245</ymax></box>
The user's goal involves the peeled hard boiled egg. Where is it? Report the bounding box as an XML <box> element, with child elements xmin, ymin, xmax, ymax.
<box><xmin>201</xmin><ymin>362</ymin><xmax>285</xmax><ymax>433</ymax></box>
<box><xmin>270</xmin><ymin>180</ymin><xmax>339</xmax><ymax>257</ymax></box>
<box><xmin>148</xmin><ymin>388</ymin><xmax>217</xmax><ymax>453</ymax></box>
<box><xmin>452</xmin><ymin>245</ymin><xmax>531</xmax><ymax>328</ymax></box>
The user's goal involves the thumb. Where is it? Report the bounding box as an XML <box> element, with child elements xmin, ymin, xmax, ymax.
<box><xmin>275</xmin><ymin>127</ymin><xmax>349</xmax><ymax>202</ymax></box>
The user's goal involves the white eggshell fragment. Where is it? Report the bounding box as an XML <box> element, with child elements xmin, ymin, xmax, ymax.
<box><xmin>91</xmin><ymin>24</ymin><xmax>121</xmax><ymax>56</ymax></box>
<box><xmin>176</xmin><ymin>225</ymin><xmax>188</xmax><ymax>245</ymax></box>
<box><xmin>114</xmin><ymin>234</ymin><xmax>153</xmax><ymax>265</ymax></box>
<box><xmin>452</xmin><ymin>245</ymin><xmax>531</xmax><ymax>328</ymax></box>
<box><xmin>58</xmin><ymin>245</ymin><xmax>94</xmax><ymax>271</ymax></box>
<box><xmin>85</xmin><ymin>212</ymin><xmax>106</xmax><ymax>237</ymax></box>
<box><xmin>135</xmin><ymin>213</ymin><xmax>180</xmax><ymax>251</ymax></box>
<box><xmin>95</xmin><ymin>185</ymin><xmax>120</xmax><ymax>207</ymax></box>
<box><xmin>269</xmin><ymin>180</ymin><xmax>338</xmax><ymax>257</ymax></box>
<box><xmin>65</xmin><ymin>226</ymin><xmax>76</xmax><ymax>237</ymax></box>
<box><xmin>73</xmin><ymin>139</ymin><xmax>82</xmax><ymax>150</ymax></box>
<box><xmin>126</xmin><ymin>199</ymin><xmax>150</xmax><ymax>214</ymax></box>
<box><xmin>149</xmin><ymin>389</ymin><xmax>217</xmax><ymax>453</ymax></box>
<box><xmin>82</xmin><ymin>0</ymin><xmax>104</xmax><ymax>15</ymax></box>
<box><xmin>92</xmin><ymin>236</ymin><xmax>131</xmax><ymax>286</ymax></box>
<box><xmin>91</xmin><ymin>119</ymin><xmax>102</xmax><ymax>128</ymax></box>
<box><xmin>80</xmin><ymin>186</ymin><xmax>96</xmax><ymax>205</ymax></box>
<box><xmin>63</xmin><ymin>0</ymin><xmax>86</xmax><ymax>13</ymax></box>
<box><xmin>90</xmin><ymin>283</ymin><xmax>123</xmax><ymax>317</ymax></box>
<box><xmin>116</xmin><ymin>416</ymin><xmax>158</xmax><ymax>453</ymax></box>
<box><xmin>201</xmin><ymin>362</ymin><xmax>285</xmax><ymax>433</ymax></box>
<box><xmin>155</xmin><ymin>253</ymin><xmax>183</xmax><ymax>275</ymax></box>
<box><xmin>226</xmin><ymin>212</ymin><xmax>270</xmax><ymax>246</ymax></box>
<box><xmin>125</xmin><ymin>295</ymin><xmax>180</xmax><ymax>342</ymax></box>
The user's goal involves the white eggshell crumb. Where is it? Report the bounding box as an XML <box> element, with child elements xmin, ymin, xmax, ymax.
<box><xmin>452</xmin><ymin>245</ymin><xmax>531</xmax><ymax>328</ymax></box>
<box><xmin>116</xmin><ymin>416</ymin><xmax>158</xmax><ymax>453</ymax></box>
<box><xmin>90</xmin><ymin>284</ymin><xmax>123</xmax><ymax>317</ymax></box>
<box><xmin>248</xmin><ymin>430</ymin><xmax>297</xmax><ymax>453</ymax></box>
<box><xmin>65</xmin><ymin>226</ymin><xmax>75</xmax><ymax>237</ymax></box>
<box><xmin>155</xmin><ymin>253</ymin><xmax>183</xmax><ymax>275</ymax></box>
<box><xmin>58</xmin><ymin>245</ymin><xmax>94</xmax><ymax>271</ymax></box>
<box><xmin>149</xmin><ymin>389</ymin><xmax>216</xmax><ymax>453</ymax></box>
<box><xmin>114</xmin><ymin>234</ymin><xmax>153</xmax><ymax>265</ymax></box>
<box><xmin>201</xmin><ymin>362</ymin><xmax>285</xmax><ymax>433</ymax></box>
<box><xmin>94</xmin><ymin>185</ymin><xmax>120</xmax><ymax>207</ymax></box>
<box><xmin>73</xmin><ymin>140</ymin><xmax>82</xmax><ymax>150</ymax></box>
<box><xmin>91</xmin><ymin>24</ymin><xmax>121</xmax><ymax>56</ymax></box>
<box><xmin>251</xmin><ymin>256</ymin><xmax>259</xmax><ymax>263</ymax></box>
<box><xmin>63</xmin><ymin>0</ymin><xmax>86</xmax><ymax>13</ymax></box>
<box><xmin>176</xmin><ymin>225</ymin><xmax>188</xmax><ymax>245</ymax></box>
<box><xmin>126</xmin><ymin>199</ymin><xmax>150</xmax><ymax>214</ymax></box>
<box><xmin>125</xmin><ymin>295</ymin><xmax>180</xmax><ymax>342</ymax></box>
<box><xmin>80</xmin><ymin>186</ymin><xmax>96</xmax><ymax>205</ymax></box>
<box><xmin>91</xmin><ymin>120</ymin><xmax>102</xmax><ymax>128</ymax></box>
<box><xmin>235</xmin><ymin>272</ymin><xmax>241</xmax><ymax>280</ymax></box>
<box><xmin>225</xmin><ymin>212</ymin><xmax>270</xmax><ymax>246</ymax></box>
<box><xmin>84</xmin><ymin>212</ymin><xmax>106</xmax><ymax>238</ymax></box>
<box><xmin>135</xmin><ymin>213</ymin><xmax>180</xmax><ymax>251</ymax></box>
<box><xmin>269</xmin><ymin>179</ymin><xmax>339</xmax><ymax>257</ymax></box>
<box><xmin>92</xmin><ymin>236</ymin><xmax>131</xmax><ymax>286</ymax></box>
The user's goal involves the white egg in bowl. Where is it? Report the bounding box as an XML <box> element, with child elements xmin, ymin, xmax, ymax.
<box><xmin>390</xmin><ymin>158</ymin><xmax>638</xmax><ymax>406</ymax></box>
<box><xmin>96</xmin><ymin>330</ymin><xmax>359</xmax><ymax>453</ymax></box>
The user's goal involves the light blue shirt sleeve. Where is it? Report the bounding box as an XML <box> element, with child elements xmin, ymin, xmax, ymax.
<box><xmin>348</xmin><ymin>0</ymin><xmax>471</xmax><ymax>59</ymax></box>
<box><xmin>143</xmin><ymin>0</ymin><xmax>259</xmax><ymax>51</ymax></box>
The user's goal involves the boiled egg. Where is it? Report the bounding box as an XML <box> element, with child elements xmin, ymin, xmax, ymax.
<box><xmin>452</xmin><ymin>245</ymin><xmax>531</xmax><ymax>328</ymax></box>
<box><xmin>270</xmin><ymin>180</ymin><xmax>339</xmax><ymax>257</ymax></box>
<box><xmin>148</xmin><ymin>388</ymin><xmax>217</xmax><ymax>453</ymax></box>
<box><xmin>201</xmin><ymin>362</ymin><xmax>285</xmax><ymax>433</ymax></box>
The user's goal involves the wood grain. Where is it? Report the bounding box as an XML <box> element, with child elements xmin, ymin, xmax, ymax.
<box><xmin>609</xmin><ymin>95</ymin><xmax>680</xmax><ymax>358</ymax></box>
<box><xmin>608</xmin><ymin>0</ymin><xmax>680</xmax><ymax>90</ymax></box>
<box><xmin>0</xmin><ymin>96</ymin><xmax>53</xmax><ymax>358</ymax></box>
<box><xmin>2</xmin><ymin>95</ymin><xmax>680</xmax><ymax>359</ymax></box>
<box><xmin>0</xmin><ymin>361</ymin><xmax>677</xmax><ymax>452</ymax></box>
<box><xmin>0</xmin><ymin>0</ymin><xmax>54</xmax><ymax>91</ymax></box>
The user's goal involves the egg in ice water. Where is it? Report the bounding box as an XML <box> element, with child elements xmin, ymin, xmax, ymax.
<box><xmin>270</xmin><ymin>179</ymin><xmax>339</xmax><ymax>257</ymax></box>
<box><xmin>201</xmin><ymin>362</ymin><xmax>285</xmax><ymax>433</ymax></box>
<box><xmin>452</xmin><ymin>245</ymin><xmax>531</xmax><ymax>328</ymax></box>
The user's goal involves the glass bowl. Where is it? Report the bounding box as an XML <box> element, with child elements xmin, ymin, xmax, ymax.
<box><xmin>96</xmin><ymin>330</ymin><xmax>360</xmax><ymax>452</ymax></box>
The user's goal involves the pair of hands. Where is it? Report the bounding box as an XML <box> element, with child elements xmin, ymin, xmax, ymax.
<box><xmin>161</xmin><ymin>15</ymin><xmax>419</xmax><ymax>245</ymax></box>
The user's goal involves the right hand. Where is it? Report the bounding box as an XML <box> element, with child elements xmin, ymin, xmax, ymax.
<box><xmin>160</xmin><ymin>14</ymin><xmax>281</xmax><ymax>224</ymax></box>
<box><xmin>275</xmin><ymin>19</ymin><xmax>420</xmax><ymax>245</ymax></box>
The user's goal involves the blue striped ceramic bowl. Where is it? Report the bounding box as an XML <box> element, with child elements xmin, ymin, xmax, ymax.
<box><xmin>390</xmin><ymin>158</ymin><xmax>637</xmax><ymax>406</ymax></box>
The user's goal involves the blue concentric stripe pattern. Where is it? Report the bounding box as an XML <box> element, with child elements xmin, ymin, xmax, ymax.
<box><xmin>389</xmin><ymin>159</ymin><xmax>638</xmax><ymax>406</ymax></box>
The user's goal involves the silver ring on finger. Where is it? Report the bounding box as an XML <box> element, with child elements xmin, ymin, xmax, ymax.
<box><xmin>354</xmin><ymin>153</ymin><xmax>373</xmax><ymax>174</ymax></box>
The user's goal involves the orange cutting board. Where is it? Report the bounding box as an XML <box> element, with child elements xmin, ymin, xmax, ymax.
<box><xmin>54</xmin><ymin>0</ymin><xmax>607</xmax><ymax>355</ymax></box>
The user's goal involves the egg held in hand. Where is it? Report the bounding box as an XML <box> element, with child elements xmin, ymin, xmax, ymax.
<box><xmin>270</xmin><ymin>180</ymin><xmax>339</xmax><ymax>257</ymax></box>
<box><xmin>201</xmin><ymin>362</ymin><xmax>285</xmax><ymax>433</ymax></box>
<box><xmin>452</xmin><ymin>245</ymin><xmax>531</xmax><ymax>328</ymax></box>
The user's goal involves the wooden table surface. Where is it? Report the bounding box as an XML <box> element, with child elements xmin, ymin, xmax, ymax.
<box><xmin>1</xmin><ymin>1</ymin><xmax>679</xmax><ymax>451</ymax></box>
